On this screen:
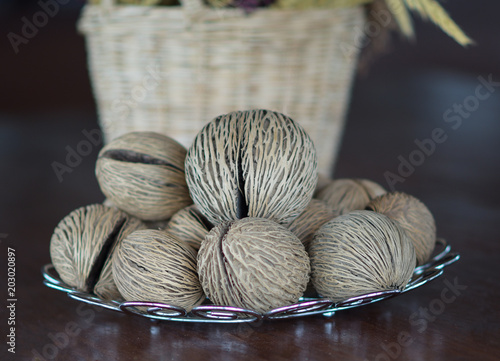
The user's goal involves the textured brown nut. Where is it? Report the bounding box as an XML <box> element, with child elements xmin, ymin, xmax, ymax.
<box><xmin>197</xmin><ymin>217</ymin><xmax>310</xmax><ymax>313</ymax></box>
<box><xmin>112</xmin><ymin>230</ymin><xmax>204</xmax><ymax>312</ymax></box>
<box><xmin>103</xmin><ymin>179</ymin><xmax>172</xmax><ymax>232</ymax></box>
<box><xmin>96</xmin><ymin>131</ymin><xmax>192</xmax><ymax>221</ymax></box>
<box><xmin>367</xmin><ymin>192</ymin><xmax>436</xmax><ymax>266</ymax></box>
<box><xmin>288</xmin><ymin>199</ymin><xmax>338</xmax><ymax>251</ymax></box>
<box><xmin>185</xmin><ymin>110</ymin><xmax>318</xmax><ymax>226</ymax></box>
<box><xmin>49</xmin><ymin>204</ymin><xmax>145</xmax><ymax>300</ymax></box>
<box><xmin>309</xmin><ymin>210</ymin><xmax>416</xmax><ymax>302</ymax></box>
<box><xmin>316</xmin><ymin>178</ymin><xmax>386</xmax><ymax>215</ymax></box>
<box><xmin>164</xmin><ymin>205</ymin><xmax>213</xmax><ymax>251</ymax></box>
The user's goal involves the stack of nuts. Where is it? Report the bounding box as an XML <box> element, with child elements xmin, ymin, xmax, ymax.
<box><xmin>49</xmin><ymin>109</ymin><xmax>437</xmax><ymax>314</ymax></box>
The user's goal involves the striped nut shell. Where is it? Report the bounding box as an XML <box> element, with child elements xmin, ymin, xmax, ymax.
<box><xmin>96</xmin><ymin>131</ymin><xmax>192</xmax><ymax>221</ymax></box>
<box><xmin>367</xmin><ymin>192</ymin><xmax>436</xmax><ymax>266</ymax></box>
<box><xmin>197</xmin><ymin>217</ymin><xmax>310</xmax><ymax>314</ymax></box>
<box><xmin>164</xmin><ymin>205</ymin><xmax>213</xmax><ymax>251</ymax></box>
<box><xmin>185</xmin><ymin>110</ymin><xmax>318</xmax><ymax>226</ymax></box>
<box><xmin>309</xmin><ymin>210</ymin><xmax>416</xmax><ymax>303</ymax></box>
<box><xmin>316</xmin><ymin>178</ymin><xmax>386</xmax><ymax>215</ymax></box>
<box><xmin>49</xmin><ymin>204</ymin><xmax>145</xmax><ymax>300</ymax></box>
<box><xmin>287</xmin><ymin>199</ymin><xmax>338</xmax><ymax>251</ymax></box>
<box><xmin>112</xmin><ymin>230</ymin><xmax>205</xmax><ymax>312</ymax></box>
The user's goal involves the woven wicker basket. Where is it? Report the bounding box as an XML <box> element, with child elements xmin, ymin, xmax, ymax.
<box><xmin>78</xmin><ymin>0</ymin><xmax>365</xmax><ymax>175</ymax></box>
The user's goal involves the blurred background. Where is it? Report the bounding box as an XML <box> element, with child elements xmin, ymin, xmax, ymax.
<box><xmin>0</xmin><ymin>0</ymin><xmax>499</xmax><ymax>297</ymax></box>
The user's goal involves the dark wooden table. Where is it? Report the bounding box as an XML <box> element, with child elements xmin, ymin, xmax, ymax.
<box><xmin>1</xmin><ymin>3</ymin><xmax>499</xmax><ymax>361</ymax></box>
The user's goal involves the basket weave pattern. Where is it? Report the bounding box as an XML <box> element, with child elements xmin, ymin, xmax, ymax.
<box><xmin>79</xmin><ymin>1</ymin><xmax>365</xmax><ymax>175</ymax></box>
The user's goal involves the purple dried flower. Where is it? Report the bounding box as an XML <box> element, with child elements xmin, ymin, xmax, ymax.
<box><xmin>233</xmin><ymin>0</ymin><xmax>277</xmax><ymax>13</ymax></box>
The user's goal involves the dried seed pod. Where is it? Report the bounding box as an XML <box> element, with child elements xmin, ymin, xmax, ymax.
<box><xmin>96</xmin><ymin>131</ymin><xmax>192</xmax><ymax>221</ymax></box>
<box><xmin>49</xmin><ymin>204</ymin><xmax>145</xmax><ymax>300</ymax></box>
<box><xmin>288</xmin><ymin>199</ymin><xmax>338</xmax><ymax>297</ymax></box>
<box><xmin>103</xmin><ymin>179</ymin><xmax>171</xmax><ymax>232</ymax></box>
<box><xmin>316</xmin><ymin>178</ymin><xmax>386</xmax><ymax>215</ymax></box>
<box><xmin>309</xmin><ymin>210</ymin><xmax>416</xmax><ymax>302</ymax></box>
<box><xmin>185</xmin><ymin>110</ymin><xmax>318</xmax><ymax>226</ymax></box>
<box><xmin>314</xmin><ymin>173</ymin><xmax>333</xmax><ymax>197</ymax></box>
<box><xmin>164</xmin><ymin>205</ymin><xmax>213</xmax><ymax>251</ymax></box>
<box><xmin>288</xmin><ymin>199</ymin><xmax>338</xmax><ymax>251</ymax></box>
<box><xmin>367</xmin><ymin>192</ymin><xmax>436</xmax><ymax>266</ymax></box>
<box><xmin>197</xmin><ymin>217</ymin><xmax>310</xmax><ymax>313</ymax></box>
<box><xmin>94</xmin><ymin>213</ymin><xmax>145</xmax><ymax>300</ymax></box>
<box><xmin>112</xmin><ymin>230</ymin><xmax>204</xmax><ymax>312</ymax></box>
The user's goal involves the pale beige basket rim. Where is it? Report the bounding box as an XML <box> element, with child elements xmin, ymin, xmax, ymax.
<box><xmin>78</xmin><ymin>3</ymin><xmax>363</xmax><ymax>29</ymax></box>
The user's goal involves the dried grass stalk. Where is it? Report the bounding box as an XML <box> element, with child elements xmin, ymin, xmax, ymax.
<box><xmin>386</xmin><ymin>0</ymin><xmax>414</xmax><ymax>37</ymax></box>
<box><xmin>405</xmin><ymin>0</ymin><xmax>473</xmax><ymax>46</ymax></box>
<box><xmin>275</xmin><ymin>0</ymin><xmax>472</xmax><ymax>46</ymax></box>
<box><xmin>387</xmin><ymin>0</ymin><xmax>473</xmax><ymax>46</ymax></box>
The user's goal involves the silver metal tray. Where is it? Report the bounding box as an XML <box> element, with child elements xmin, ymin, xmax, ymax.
<box><xmin>42</xmin><ymin>238</ymin><xmax>459</xmax><ymax>323</ymax></box>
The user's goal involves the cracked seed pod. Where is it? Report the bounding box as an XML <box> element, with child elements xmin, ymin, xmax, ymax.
<box><xmin>185</xmin><ymin>110</ymin><xmax>318</xmax><ymax>226</ymax></box>
<box><xmin>164</xmin><ymin>205</ymin><xmax>213</xmax><ymax>251</ymax></box>
<box><xmin>112</xmin><ymin>230</ymin><xmax>204</xmax><ymax>312</ymax></box>
<box><xmin>197</xmin><ymin>217</ymin><xmax>310</xmax><ymax>313</ymax></box>
<box><xmin>309</xmin><ymin>210</ymin><xmax>416</xmax><ymax>302</ymax></box>
<box><xmin>316</xmin><ymin>178</ymin><xmax>386</xmax><ymax>215</ymax></box>
<box><xmin>288</xmin><ymin>199</ymin><xmax>338</xmax><ymax>251</ymax></box>
<box><xmin>50</xmin><ymin>204</ymin><xmax>145</xmax><ymax>300</ymax></box>
<box><xmin>96</xmin><ymin>131</ymin><xmax>192</xmax><ymax>221</ymax></box>
<box><xmin>367</xmin><ymin>192</ymin><xmax>436</xmax><ymax>266</ymax></box>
